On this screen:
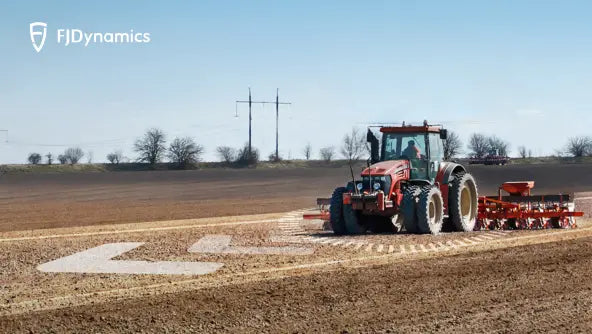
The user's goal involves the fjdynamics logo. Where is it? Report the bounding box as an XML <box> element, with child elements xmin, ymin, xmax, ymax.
<box><xmin>29</xmin><ymin>22</ymin><xmax>151</xmax><ymax>52</ymax></box>
<box><xmin>30</xmin><ymin>22</ymin><xmax>47</xmax><ymax>52</ymax></box>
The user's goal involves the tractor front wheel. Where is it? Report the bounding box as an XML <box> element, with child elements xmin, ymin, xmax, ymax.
<box><xmin>329</xmin><ymin>187</ymin><xmax>348</xmax><ymax>235</ymax></box>
<box><xmin>416</xmin><ymin>186</ymin><xmax>444</xmax><ymax>234</ymax></box>
<box><xmin>402</xmin><ymin>185</ymin><xmax>421</xmax><ymax>233</ymax></box>
<box><xmin>343</xmin><ymin>204</ymin><xmax>367</xmax><ymax>234</ymax></box>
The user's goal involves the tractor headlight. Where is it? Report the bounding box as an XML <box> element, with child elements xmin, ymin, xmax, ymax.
<box><xmin>356</xmin><ymin>183</ymin><xmax>363</xmax><ymax>191</ymax></box>
<box><xmin>373</xmin><ymin>182</ymin><xmax>381</xmax><ymax>191</ymax></box>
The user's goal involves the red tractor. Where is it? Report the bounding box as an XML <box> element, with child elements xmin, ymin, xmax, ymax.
<box><xmin>329</xmin><ymin>122</ymin><xmax>478</xmax><ymax>235</ymax></box>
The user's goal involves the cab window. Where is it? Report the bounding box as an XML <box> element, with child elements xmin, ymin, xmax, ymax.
<box><xmin>429</xmin><ymin>133</ymin><xmax>443</xmax><ymax>161</ymax></box>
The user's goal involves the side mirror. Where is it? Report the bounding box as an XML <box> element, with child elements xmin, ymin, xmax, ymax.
<box><xmin>440</xmin><ymin>129</ymin><xmax>448</xmax><ymax>140</ymax></box>
<box><xmin>366</xmin><ymin>129</ymin><xmax>380</xmax><ymax>164</ymax></box>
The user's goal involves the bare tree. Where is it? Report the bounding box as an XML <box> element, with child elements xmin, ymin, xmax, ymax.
<box><xmin>303</xmin><ymin>143</ymin><xmax>312</xmax><ymax>160</ymax></box>
<box><xmin>86</xmin><ymin>151</ymin><xmax>94</xmax><ymax>164</ymax></box>
<box><xmin>468</xmin><ymin>134</ymin><xmax>490</xmax><ymax>158</ymax></box>
<box><xmin>528</xmin><ymin>149</ymin><xmax>533</xmax><ymax>158</ymax></box>
<box><xmin>566</xmin><ymin>136</ymin><xmax>592</xmax><ymax>157</ymax></box>
<box><xmin>168</xmin><ymin>137</ymin><xmax>204</xmax><ymax>167</ymax></box>
<box><xmin>236</xmin><ymin>143</ymin><xmax>259</xmax><ymax>166</ymax></box>
<box><xmin>268</xmin><ymin>152</ymin><xmax>282</xmax><ymax>162</ymax></box>
<box><xmin>106</xmin><ymin>150</ymin><xmax>124</xmax><ymax>164</ymax></box>
<box><xmin>518</xmin><ymin>146</ymin><xmax>528</xmax><ymax>159</ymax></box>
<box><xmin>320</xmin><ymin>146</ymin><xmax>335</xmax><ymax>162</ymax></box>
<box><xmin>27</xmin><ymin>153</ymin><xmax>42</xmax><ymax>165</ymax></box>
<box><xmin>216</xmin><ymin>146</ymin><xmax>236</xmax><ymax>164</ymax></box>
<box><xmin>340</xmin><ymin>128</ymin><xmax>365</xmax><ymax>161</ymax></box>
<box><xmin>443</xmin><ymin>131</ymin><xmax>462</xmax><ymax>160</ymax></box>
<box><xmin>134</xmin><ymin>128</ymin><xmax>166</xmax><ymax>165</ymax></box>
<box><xmin>45</xmin><ymin>153</ymin><xmax>53</xmax><ymax>165</ymax></box>
<box><xmin>64</xmin><ymin>147</ymin><xmax>84</xmax><ymax>164</ymax></box>
<box><xmin>488</xmin><ymin>136</ymin><xmax>510</xmax><ymax>156</ymax></box>
<box><xmin>57</xmin><ymin>154</ymin><xmax>68</xmax><ymax>164</ymax></box>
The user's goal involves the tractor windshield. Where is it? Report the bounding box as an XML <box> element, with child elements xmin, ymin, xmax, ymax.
<box><xmin>382</xmin><ymin>133</ymin><xmax>426</xmax><ymax>161</ymax></box>
<box><xmin>382</xmin><ymin>132</ymin><xmax>428</xmax><ymax>179</ymax></box>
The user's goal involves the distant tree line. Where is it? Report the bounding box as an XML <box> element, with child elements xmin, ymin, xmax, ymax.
<box><xmin>24</xmin><ymin>128</ymin><xmax>592</xmax><ymax>167</ymax></box>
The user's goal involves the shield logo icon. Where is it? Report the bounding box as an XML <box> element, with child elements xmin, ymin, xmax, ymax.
<box><xmin>30</xmin><ymin>22</ymin><xmax>47</xmax><ymax>53</ymax></box>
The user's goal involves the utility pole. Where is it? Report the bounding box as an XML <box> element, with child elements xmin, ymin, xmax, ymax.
<box><xmin>235</xmin><ymin>89</ymin><xmax>291</xmax><ymax>158</ymax></box>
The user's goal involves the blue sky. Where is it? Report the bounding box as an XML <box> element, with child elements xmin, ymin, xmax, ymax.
<box><xmin>1</xmin><ymin>0</ymin><xmax>591</xmax><ymax>163</ymax></box>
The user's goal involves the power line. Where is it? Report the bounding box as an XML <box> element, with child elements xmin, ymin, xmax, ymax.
<box><xmin>235</xmin><ymin>88</ymin><xmax>292</xmax><ymax>158</ymax></box>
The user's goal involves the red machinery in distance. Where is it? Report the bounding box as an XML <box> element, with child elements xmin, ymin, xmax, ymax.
<box><xmin>305</xmin><ymin>181</ymin><xmax>583</xmax><ymax>231</ymax></box>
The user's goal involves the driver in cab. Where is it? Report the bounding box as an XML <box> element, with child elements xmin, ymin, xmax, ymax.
<box><xmin>402</xmin><ymin>140</ymin><xmax>421</xmax><ymax>159</ymax></box>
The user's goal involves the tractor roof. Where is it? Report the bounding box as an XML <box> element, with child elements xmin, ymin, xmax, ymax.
<box><xmin>379</xmin><ymin>125</ymin><xmax>442</xmax><ymax>134</ymax></box>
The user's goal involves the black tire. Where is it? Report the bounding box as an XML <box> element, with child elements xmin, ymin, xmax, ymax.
<box><xmin>402</xmin><ymin>185</ymin><xmax>421</xmax><ymax>233</ymax></box>
<box><xmin>344</xmin><ymin>203</ymin><xmax>367</xmax><ymax>234</ymax></box>
<box><xmin>448</xmin><ymin>173</ymin><xmax>478</xmax><ymax>232</ymax></box>
<box><xmin>329</xmin><ymin>187</ymin><xmax>348</xmax><ymax>235</ymax></box>
<box><xmin>368</xmin><ymin>216</ymin><xmax>397</xmax><ymax>233</ymax></box>
<box><xmin>416</xmin><ymin>186</ymin><xmax>444</xmax><ymax>234</ymax></box>
<box><xmin>506</xmin><ymin>218</ymin><xmax>517</xmax><ymax>229</ymax></box>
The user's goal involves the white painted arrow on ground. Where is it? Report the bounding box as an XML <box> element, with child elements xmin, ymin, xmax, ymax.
<box><xmin>188</xmin><ymin>235</ymin><xmax>314</xmax><ymax>255</ymax></box>
<box><xmin>38</xmin><ymin>243</ymin><xmax>224</xmax><ymax>275</ymax></box>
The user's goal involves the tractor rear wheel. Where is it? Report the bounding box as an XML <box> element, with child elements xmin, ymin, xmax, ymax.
<box><xmin>448</xmin><ymin>173</ymin><xmax>478</xmax><ymax>232</ymax></box>
<box><xmin>329</xmin><ymin>187</ymin><xmax>348</xmax><ymax>235</ymax></box>
<box><xmin>343</xmin><ymin>204</ymin><xmax>367</xmax><ymax>234</ymax></box>
<box><xmin>416</xmin><ymin>186</ymin><xmax>444</xmax><ymax>234</ymax></box>
<box><xmin>402</xmin><ymin>185</ymin><xmax>421</xmax><ymax>233</ymax></box>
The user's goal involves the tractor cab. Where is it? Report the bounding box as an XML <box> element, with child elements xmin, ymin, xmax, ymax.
<box><xmin>367</xmin><ymin>122</ymin><xmax>447</xmax><ymax>182</ymax></box>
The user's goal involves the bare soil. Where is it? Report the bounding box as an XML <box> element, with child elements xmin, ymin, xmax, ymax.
<box><xmin>1</xmin><ymin>163</ymin><xmax>591</xmax><ymax>333</ymax></box>
<box><xmin>2</xmin><ymin>230</ymin><xmax>591</xmax><ymax>333</ymax></box>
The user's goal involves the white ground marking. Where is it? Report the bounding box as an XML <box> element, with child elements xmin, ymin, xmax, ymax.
<box><xmin>399</xmin><ymin>245</ymin><xmax>406</xmax><ymax>253</ymax></box>
<box><xmin>38</xmin><ymin>243</ymin><xmax>224</xmax><ymax>275</ymax></box>
<box><xmin>409</xmin><ymin>245</ymin><xmax>418</xmax><ymax>253</ymax></box>
<box><xmin>575</xmin><ymin>196</ymin><xmax>592</xmax><ymax>201</ymax></box>
<box><xmin>376</xmin><ymin>244</ymin><xmax>384</xmax><ymax>252</ymax></box>
<box><xmin>388</xmin><ymin>245</ymin><xmax>396</xmax><ymax>253</ymax></box>
<box><xmin>11</xmin><ymin>225</ymin><xmax>590</xmax><ymax>316</ymax></box>
<box><xmin>436</xmin><ymin>242</ymin><xmax>449</xmax><ymax>251</ymax></box>
<box><xmin>354</xmin><ymin>243</ymin><xmax>366</xmax><ymax>250</ymax></box>
<box><xmin>428</xmin><ymin>243</ymin><xmax>438</xmax><ymax>251</ymax></box>
<box><xmin>455</xmin><ymin>240</ymin><xmax>468</xmax><ymax>246</ymax></box>
<box><xmin>419</xmin><ymin>244</ymin><xmax>429</xmax><ymax>252</ymax></box>
<box><xmin>188</xmin><ymin>235</ymin><xmax>313</xmax><ymax>255</ymax></box>
<box><xmin>365</xmin><ymin>243</ymin><xmax>375</xmax><ymax>252</ymax></box>
<box><xmin>446</xmin><ymin>241</ymin><xmax>458</xmax><ymax>248</ymax></box>
<box><xmin>463</xmin><ymin>238</ymin><xmax>479</xmax><ymax>244</ymax></box>
<box><xmin>269</xmin><ymin>235</ymin><xmax>307</xmax><ymax>244</ymax></box>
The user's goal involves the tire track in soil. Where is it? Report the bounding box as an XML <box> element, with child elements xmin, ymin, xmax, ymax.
<box><xmin>274</xmin><ymin>210</ymin><xmax>514</xmax><ymax>254</ymax></box>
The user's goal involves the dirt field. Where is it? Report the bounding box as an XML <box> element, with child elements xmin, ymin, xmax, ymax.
<box><xmin>1</xmin><ymin>163</ymin><xmax>592</xmax><ymax>333</ymax></box>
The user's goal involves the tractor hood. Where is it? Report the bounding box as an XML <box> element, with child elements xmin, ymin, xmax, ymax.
<box><xmin>361</xmin><ymin>160</ymin><xmax>409</xmax><ymax>176</ymax></box>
